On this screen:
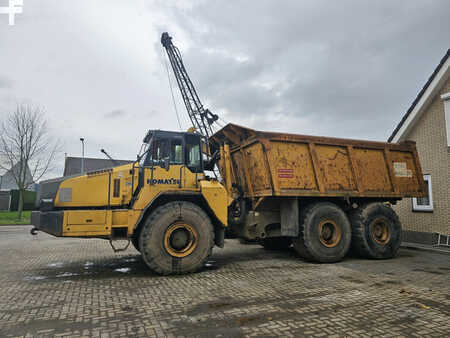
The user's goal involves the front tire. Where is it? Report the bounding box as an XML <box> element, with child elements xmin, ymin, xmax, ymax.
<box><xmin>293</xmin><ymin>202</ymin><xmax>351</xmax><ymax>263</ymax></box>
<box><xmin>139</xmin><ymin>201</ymin><xmax>214</xmax><ymax>275</ymax></box>
<box><xmin>349</xmin><ymin>203</ymin><xmax>401</xmax><ymax>259</ymax></box>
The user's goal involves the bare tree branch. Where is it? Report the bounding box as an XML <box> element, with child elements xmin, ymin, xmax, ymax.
<box><xmin>0</xmin><ymin>104</ymin><xmax>62</xmax><ymax>217</ymax></box>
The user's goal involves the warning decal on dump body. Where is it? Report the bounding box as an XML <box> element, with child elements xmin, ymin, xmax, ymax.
<box><xmin>278</xmin><ymin>168</ymin><xmax>294</xmax><ymax>178</ymax></box>
<box><xmin>393</xmin><ymin>162</ymin><xmax>412</xmax><ymax>178</ymax></box>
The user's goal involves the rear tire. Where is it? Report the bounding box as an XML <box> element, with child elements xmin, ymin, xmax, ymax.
<box><xmin>293</xmin><ymin>202</ymin><xmax>351</xmax><ymax>263</ymax></box>
<box><xmin>139</xmin><ymin>201</ymin><xmax>214</xmax><ymax>275</ymax></box>
<box><xmin>349</xmin><ymin>203</ymin><xmax>401</xmax><ymax>259</ymax></box>
<box><xmin>260</xmin><ymin>237</ymin><xmax>292</xmax><ymax>251</ymax></box>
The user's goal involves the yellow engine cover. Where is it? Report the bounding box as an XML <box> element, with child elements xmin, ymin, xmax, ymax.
<box><xmin>55</xmin><ymin>163</ymin><xmax>138</xmax><ymax>208</ymax></box>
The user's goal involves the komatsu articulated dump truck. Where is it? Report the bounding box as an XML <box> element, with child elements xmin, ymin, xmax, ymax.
<box><xmin>32</xmin><ymin>124</ymin><xmax>426</xmax><ymax>275</ymax></box>
<box><xmin>31</xmin><ymin>32</ymin><xmax>426</xmax><ymax>275</ymax></box>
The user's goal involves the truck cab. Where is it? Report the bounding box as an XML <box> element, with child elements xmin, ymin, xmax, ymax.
<box><xmin>32</xmin><ymin>129</ymin><xmax>230</xmax><ymax>275</ymax></box>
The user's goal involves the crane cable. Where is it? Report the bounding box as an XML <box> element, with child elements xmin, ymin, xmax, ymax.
<box><xmin>162</xmin><ymin>49</ymin><xmax>183</xmax><ymax>131</ymax></box>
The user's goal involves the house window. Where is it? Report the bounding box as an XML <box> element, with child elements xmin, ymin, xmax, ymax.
<box><xmin>412</xmin><ymin>174</ymin><xmax>433</xmax><ymax>212</ymax></box>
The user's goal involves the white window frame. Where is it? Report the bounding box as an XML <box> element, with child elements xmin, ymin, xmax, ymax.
<box><xmin>412</xmin><ymin>174</ymin><xmax>433</xmax><ymax>212</ymax></box>
<box><xmin>441</xmin><ymin>92</ymin><xmax>450</xmax><ymax>147</ymax></box>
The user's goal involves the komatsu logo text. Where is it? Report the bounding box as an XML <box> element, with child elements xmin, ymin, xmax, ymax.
<box><xmin>148</xmin><ymin>178</ymin><xmax>181</xmax><ymax>185</ymax></box>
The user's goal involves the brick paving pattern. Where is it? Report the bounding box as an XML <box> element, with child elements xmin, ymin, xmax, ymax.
<box><xmin>0</xmin><ymin>225</ymin><xmax>449</xmax><ymax>337</ymax></box>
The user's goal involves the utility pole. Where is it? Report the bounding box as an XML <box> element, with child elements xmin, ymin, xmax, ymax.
<box><xmin>80</xmin><ymin>138</ymin><xmax>85</xmax><ymax>173</ymax></box>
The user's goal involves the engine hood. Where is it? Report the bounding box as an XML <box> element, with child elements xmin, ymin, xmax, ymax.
<box><xmin>36</xmin><ymin>174</ymin><xmax>82</xmax><ymax>209</ymax></box>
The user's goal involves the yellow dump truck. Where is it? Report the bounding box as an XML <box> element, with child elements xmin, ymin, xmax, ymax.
<box><xmin>211</xmin><ymin>124</ymin><xmax>426</xmax><ymax>262</ymax></box>
<box><xmin>32</xmin><ymin>124</ymin><xmax>426</xmax><ymax>274</ymax></box>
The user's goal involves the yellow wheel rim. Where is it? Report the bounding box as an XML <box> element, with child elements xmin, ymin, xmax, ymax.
<box><xmin>318</xmin><ymin>220</ymin><xmax>342</xmax><ymax>248</ymax></box>
<box><xmin>370</xmin><ymin>218</ymin><xmax>390</xmax><ymax>245</ymax></box>
<box><xmin>163</xmin><ymin>222</ymin><xmax>198</xmax><ymax>258</ymax></box>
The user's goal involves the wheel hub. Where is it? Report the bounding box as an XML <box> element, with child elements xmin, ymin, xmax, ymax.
<box><xmin>370</xmin><ymin>218</ymin><xmax>390</xmax><ymax>245</ymax></box>
<box><xmin>164</xmin><ymin>222</ymin><xmax>198</xmax><ymax>258</ymax></box>
<box><xmin>318</xmin><ymin>220</ymin><xmax>342</xmax><ymax>248</ymax></box>
<box><xmin>170</xmin><ymin>228</ymin><xmax>190</xmax><ymax>250</ymax></box>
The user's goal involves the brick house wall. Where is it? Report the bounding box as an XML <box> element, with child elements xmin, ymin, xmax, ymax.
<box><xmin>394</xmin><ymin>77</ymin><xmax>450</xmax><ymax>240</ymax></box>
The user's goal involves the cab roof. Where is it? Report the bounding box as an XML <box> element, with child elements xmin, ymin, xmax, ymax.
<box><xmin>143</xmin><ymin>129</ymin><xmax>200</xmax><ymax>143</ymax></box>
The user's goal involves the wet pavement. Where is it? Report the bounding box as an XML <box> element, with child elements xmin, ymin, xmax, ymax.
<box><xmin>0</xmin><ymin>225</ymin><xmax>449</xmax><ymax>337</ymax></box>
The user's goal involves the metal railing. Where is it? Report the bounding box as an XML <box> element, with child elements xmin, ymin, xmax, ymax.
<box><xmin>435</xmin><ymin>233</ymin><xmax>450</xmax><ymax>247</ymax></box>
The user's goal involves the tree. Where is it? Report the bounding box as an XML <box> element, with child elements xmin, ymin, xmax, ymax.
<box><xmin>0</xmin><ymin>104</ymin><xmax>60</xmax><ymax>219</ymax></box>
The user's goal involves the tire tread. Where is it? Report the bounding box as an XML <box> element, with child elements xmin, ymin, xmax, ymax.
<box><xmin>294</xmin><ymin>202</ymin><xmax>351</xmax><ymax>263</ymax></box>
<box><xmin>349</xmin><ymin>202</ymin><xmax>401</xmax><ymax>259</ymax></box>
<box><xmin>140</xmin><ymin>201</ymin><xmax>214</xmax><ymax>275</ymax></box>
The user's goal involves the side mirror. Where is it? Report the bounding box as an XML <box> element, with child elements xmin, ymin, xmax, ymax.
<box><xmin>163</xmin><ymin>157</ymin><xmax>170</xmax><ymax>171</ymax></box>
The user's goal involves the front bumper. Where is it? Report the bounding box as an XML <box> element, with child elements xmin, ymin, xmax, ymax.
<box><xmin>31</xmin><ymin>211</ymin><xmax>64</xmax><ymax>237</ymax></box>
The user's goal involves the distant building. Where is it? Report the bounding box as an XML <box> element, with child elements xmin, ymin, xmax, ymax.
<box><xmin>63</xmin><ymin>157</ymin><xmax>133</xmax><ymax>176</ymax></box>
<box><xmin>389</xmin><ymin>49</ymin><xmax>450</xmax><ymax>246</ymax></box>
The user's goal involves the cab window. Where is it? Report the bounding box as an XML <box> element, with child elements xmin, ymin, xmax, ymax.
<box><xmin>144</xmin><ymin>137</ymin><xmax>184</xmax><ymax>167</ymax></box>
<box><xmin>154</xmin><ymin>139</ymin><xmax>170</xmax><ymax>165</ymax></box>
<box><xmin>144</xmin><ymin>138</ymin><xmax>169</xmax><ymax>166</ymax></box>
<box><xmin>185</xmin><ymin>135</ymin><xmax>202</xmax><ymax>173</ymax></box>
<box><xmin>170</xmin><ymin>138</ymin><xmax>183</xmax><ymax>164</ymax></box>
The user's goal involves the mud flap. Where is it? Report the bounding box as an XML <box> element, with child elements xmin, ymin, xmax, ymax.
<box><xmin>215</xmin><ymin>226</ymin><xmax>225</xmax><ymax>248</ymax></box>
<box><xmin>280</xmin><ymin>198</ymin><xmax>299</xmax><ymax>237</ymax></box>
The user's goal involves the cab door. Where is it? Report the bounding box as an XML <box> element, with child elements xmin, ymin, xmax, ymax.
<box><xmin>183</xmin><ymin>134</ymin><xmax>204</xmax><ymax>189</ymax></box>
<box><xmin>147</xmin><ymin>136</ymin><xmax>184</xmax><ymax>192</ymax></box>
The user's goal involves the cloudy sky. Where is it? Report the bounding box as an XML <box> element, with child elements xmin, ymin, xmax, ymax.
<box><xmin>0</xmin><ymin>0</ymin><xmax>449</xmax><ymax>177</ymax></box>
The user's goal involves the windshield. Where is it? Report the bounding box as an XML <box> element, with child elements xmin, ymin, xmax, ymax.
<box><xmin>139</xmin><ymin>133</ymin><xmax>203</xmax><ymax>172</ymax></box>
<box><xmin>141</xmin><ymin>137</ymin><xmax>185</xmax><ymax>167</ymax></box>
<box><xmin>138</xmin><ymin>142</ymin><xmax>150</xmax><ymax>167</ymax></box>
<box><xmin>144</xmin><ymin>138</ymin><xmax>169</xmax><ymax>166</ymax></box>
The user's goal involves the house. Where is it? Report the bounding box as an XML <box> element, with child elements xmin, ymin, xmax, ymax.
<box><xmin>0</xmin><ymin>162</ymin><xmax>33</xmax><ymax>191</ymax></box>
<box><xmin>63</xmin><ymin>157</ymin><xmax>133</xmax><ymax>176</ymax></box>
<box><xmin>389</xmin><ymin>49</ymin><xmax>450</xmax><ymax>246</ymax></box>
<box><xmin>0</xmin><ymin>162</ymin><xmax>34</xmax><ymax>211</ymax></box>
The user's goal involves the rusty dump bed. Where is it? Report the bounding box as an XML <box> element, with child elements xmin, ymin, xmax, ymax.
<box><xmin>210</xmin><ymin>124</ymin><xmax>426</xmax><ymax>199</ymax></box>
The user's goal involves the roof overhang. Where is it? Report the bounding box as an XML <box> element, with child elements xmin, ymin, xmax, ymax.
<box><xmin>389</xmin><ymin>50</ymin><xmax>450</xmax><ymax>143</ymax></box>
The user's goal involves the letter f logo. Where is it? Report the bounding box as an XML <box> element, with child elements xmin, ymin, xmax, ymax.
<box><xmin>0</xmin><ymin>0</ymin><xmax>23</xmax><ymax>26</ymax></box>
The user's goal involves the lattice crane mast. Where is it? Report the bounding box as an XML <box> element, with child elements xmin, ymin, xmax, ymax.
<box><xmin>161</xmin><ymin>32</ymin><xmax>219</xmax><ymax>141</ymax></box>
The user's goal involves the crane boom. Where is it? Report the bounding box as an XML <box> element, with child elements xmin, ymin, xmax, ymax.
<box><xmin>161</xmin><ymin>32</ymin><xmax>218</xmax><ymax>140</ymax></box>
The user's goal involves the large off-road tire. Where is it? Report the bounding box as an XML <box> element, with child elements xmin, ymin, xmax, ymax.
<box><xmin>349</xmin><ymin>202</ymin><xmax>401</xmax><ymax>259</ymax></box>
<box><xmin>260</xmin><ymin>237</ymin><xmax>292</xmax><ymax>251</ymax></box>
<box><xmin>293</xmin><ymin>202</ymin><xmax>351</xmax><ymax>263</ymax></box>
<box><xmin>139</xmin><ymin>201</ymin><xmax>214</xmax><ymax>275</ymax></box>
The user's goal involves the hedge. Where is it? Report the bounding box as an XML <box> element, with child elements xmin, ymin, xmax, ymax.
<box><xmin>9</xmin><ymin>190</ymin><xmax>36</xmax><ymax>211</ymax></box>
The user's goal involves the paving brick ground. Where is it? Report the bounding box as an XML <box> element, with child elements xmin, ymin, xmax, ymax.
<box><xmin>0</xmin><ymin>225</ymin><xmax>449</xmax><ymax>337</ymax></box>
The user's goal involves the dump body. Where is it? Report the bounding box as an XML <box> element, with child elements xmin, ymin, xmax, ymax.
<box><xmin>211</xmin><ymin>124</ymin><xmax>426</xmax><ymax>200</ymax></box>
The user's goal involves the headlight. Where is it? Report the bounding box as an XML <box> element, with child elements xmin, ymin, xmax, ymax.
<box><xmin>40</xmin><ymin>199</ymin><xmax>54</xmax><ymax>211</ymax></box>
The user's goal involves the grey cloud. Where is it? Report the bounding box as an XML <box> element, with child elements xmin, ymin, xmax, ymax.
<box><xmin>157</xmin><ymin>0</ymin><xmax>450</xmax><ymax>140</ymax></box>
<box><xmin>0</xmin><ymin>75</ymin><xmax>12</xmax><ymax>89</ymax></box>
<box><xmin>104</xmin><ymin>109</ymin><xmax>126</xmax><ymax>118</ymax></box>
